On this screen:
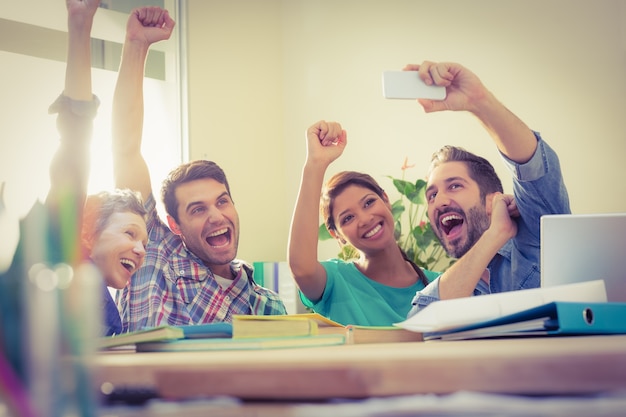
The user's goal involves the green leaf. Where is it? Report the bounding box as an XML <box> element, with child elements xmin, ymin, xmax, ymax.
<box><xmin>387</xmin><ymin>177</ymin><xmax>415</xmax><ymax>198</ymax></box>
<box><xmin>412</xmin><ymin>224</ymin><xmax>434</xmax><ymax>248</ymax></box>
<box><xmin>339</xmin><ymin>245</ymin><xmax>359</xmax><ymax>261</ymax></box>
<box><xmin>390</xmin><ymin>200</ymin><xmax>405</xmax><ymax>222</ymax></box>
<box><xmin>422</xmin><ymin>226</ymin><xmax>437</xmax><ymax>242</ymax></box>
<box><xmin>414</xmin><ymin>178</ymin><xmax>427</xmax><ymax>192</ymax></box>
<box><xmin>318</xmin><ymin>223</ymin><xmax>333</xmax><ymax>241</ymax></box>
<box><xmin>406</xmin><ymin>179</ymin><xmax>428</xmax><ymax>205</ymax></box>
<box><xmin>394</xmin><ymin>219</ymin><xmax>402</xmax><ymax>241</ymax></box>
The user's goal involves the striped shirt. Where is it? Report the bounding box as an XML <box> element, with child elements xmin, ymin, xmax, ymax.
<box><xmin>118</xmin><ymin>194</ymin><xmax>286</xmax><ymax>332</ymax></box>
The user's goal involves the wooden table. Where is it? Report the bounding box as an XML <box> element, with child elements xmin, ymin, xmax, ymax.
<box><xmin>91</xmin><ymin>335</ymin><xmax>626</xmax><ymax>401</ymax></box>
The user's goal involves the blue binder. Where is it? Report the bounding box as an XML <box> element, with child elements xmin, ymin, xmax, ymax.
<box><xmin>426</xmin><ymin>302</ymin><xmax>626</xmax><ymax>341</ymax></box>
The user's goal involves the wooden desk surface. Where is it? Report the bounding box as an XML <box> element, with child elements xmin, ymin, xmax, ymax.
<box><xmin>91</xmin><ymin>335</ymin><xmax>626</xmax><ymax>400</ymax></box>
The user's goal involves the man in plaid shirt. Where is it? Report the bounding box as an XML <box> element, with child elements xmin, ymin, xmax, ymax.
<box><xmin>112</xmin><ymin>7</ymin><xmax>286</xmax><ymax>331</ymax></box>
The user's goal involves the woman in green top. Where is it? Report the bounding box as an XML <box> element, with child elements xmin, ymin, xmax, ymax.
<box><xmin>288</xmin><ymin>120</ymin><xmax>439</xmax><ymax>326</ymax></box>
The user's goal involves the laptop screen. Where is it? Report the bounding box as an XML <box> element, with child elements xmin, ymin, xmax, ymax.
<box><xmin>540</xmin><ymin>213</ymin><xmax>626</xmax><ymax>302</ymax></box>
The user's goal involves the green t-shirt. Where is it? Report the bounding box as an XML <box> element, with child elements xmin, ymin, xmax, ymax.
<box><xmin>300</xmin><ymin>259</ymin><xmax>440</xmax><ymax>326</ymax></box>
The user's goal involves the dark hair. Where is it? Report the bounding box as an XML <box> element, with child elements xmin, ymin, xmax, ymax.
<box><xmin>321</xmin><ymin>171</ymin><xmax>384</xmax><ymax>233</ymax></box>
<box><xmin>160</xmin><ymin>160</ymin><xmax>231</xmax><ymax>223</ymax></box>
<box><xmin>82</xmin><ymin>189</ymin><xmax>146</xmax><ymax>245</ymax></box>
<box><xmin>321</xmin><ymin>171</ymin><xmax>429</xmax><ymax>286</ymax></box>
<box><xmin>429</xmin><ymin>145</ymin><xmax>503</xmax><ymax>201</ymax></box>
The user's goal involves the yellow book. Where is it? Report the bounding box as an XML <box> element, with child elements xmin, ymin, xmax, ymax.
<box><xmin>233</xmin><ymin>313</ymin><xmax>423</xmax><ymax>344</ymax></box>
<box><xmin>280</xmin><ymin>313</ymin><xmax>423</xmax><ymax>343</ymax></box>
<box><xmin>346</xmin><ymin>325</ymin><xmax>423</xmax><ymax>344</ymax></box>
<box><xmin>232</xmin><ymin>314</ymin><xmax>321</xmax><ymax>338</ymax></box>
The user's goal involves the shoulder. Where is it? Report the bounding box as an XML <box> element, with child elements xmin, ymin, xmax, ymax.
<box><xmin>144</xmin><ymin>194</ymin><xmax>168</xmax><ymax>234</ymax></box>
<box><xmin>143</xmin><ymin>195</ymin><xmax>184</xmax><ymax>261</ymax></box>
<box><xmin>240</xmin><ymin>263</ymin><xmax>287</xmax><ymax>314</ymax></box>
<box><xmin>422</xmin><ymin>268</ymin><xmax>442</xmax><ymax>283</ymax></box>
<box><xmin>321</xmin><ymin>258</ymin><xmax>355</xmax><ymax>274</ymax></box>
<box><xmin>131</xmin><ymin>236</ymin><xmax>186</xmax><ymax>289</ymax></box>
<box><xmin>238</xmin><ymin>260</ymin><xmax>278</xmax><ymax>293</ymax></box>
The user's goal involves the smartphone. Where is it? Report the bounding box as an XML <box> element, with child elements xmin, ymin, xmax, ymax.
<box><xmin>382</xmin><ymin>71</ymin><xmax>446</xmax><ymax>100</ymax></box>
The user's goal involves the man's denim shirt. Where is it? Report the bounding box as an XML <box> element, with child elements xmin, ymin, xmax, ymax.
<box><xmin>408</xmin><ymin>133</ymin><xmax>570</xmax><ymax>317</ymax></box>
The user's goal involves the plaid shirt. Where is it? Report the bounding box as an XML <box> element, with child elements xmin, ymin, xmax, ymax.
<box><xmin>118</xmin><ymin>194</ymin><xmax>287</xmax><ymax>332</ymax></box>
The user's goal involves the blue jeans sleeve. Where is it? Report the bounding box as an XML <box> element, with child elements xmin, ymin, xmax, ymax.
<box><xmin>407</xmin><ymin>276</ymin><xmax>441</xmax><ymax>317</ymax></box>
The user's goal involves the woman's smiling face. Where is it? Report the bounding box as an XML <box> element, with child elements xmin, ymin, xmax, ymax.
<box><xmin>89</xmin><ymin>211</ymin><xmax>147</xmax><ymax>289</ymax></box>
<box><xmin>332</xmin><ymin>184</ymin><xmax>396</xmax><ymax>254</ymax></box>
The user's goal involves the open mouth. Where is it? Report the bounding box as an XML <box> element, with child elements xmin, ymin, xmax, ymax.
<box><xmin>205</xmin><ymin>227</ymin><xmax>231</xmax><ymax>247</ymax></box>
<box><xmin>439</xmin><ymin>213</ymin><xmax>464</xmax><ymax>236</ymax></box>
<box><xmin>120</xmin><ymin>258</ymin><xmax>136</xmax><ymax>273</ymax></box>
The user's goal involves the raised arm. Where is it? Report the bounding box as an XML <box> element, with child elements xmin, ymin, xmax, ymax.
<box><xmin>405</xmin><ymin>61</ymin><xmax>537</xmax><ymax>163</ymax></box>
<box><xmin>46</xmin><ymin>0</ymin><xmax>100</xmax><ymax>251</ymax></box>
<box><xmin>112</xmin><ymin>7</ymin><xmax>175</xmax><ymax>200</ymax></box>
<box><xmin>287</xmin><ymin>121</ymin><xmax>347</xmax><ymax>301</ymax></box>
<box><xmin>63</xmin><ymin>0</ymin><xmax>98</xmax><ymax>101</ymax></box>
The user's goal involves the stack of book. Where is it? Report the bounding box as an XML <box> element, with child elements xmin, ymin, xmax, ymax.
<box><xmin>99</xmin><ymin>281</ymin><xmax>625</xmax><ymax>351</ymax></box>
<box><xmin>98</xmin><ymin>312</ymin><xmax>422</xmax><ymax>352</ymax></box>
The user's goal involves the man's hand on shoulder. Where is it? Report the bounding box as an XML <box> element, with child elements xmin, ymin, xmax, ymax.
<box><xmin>486</xmin><ymin>193</ymin><xmax>518</xmax><ymax>244</ymax></box>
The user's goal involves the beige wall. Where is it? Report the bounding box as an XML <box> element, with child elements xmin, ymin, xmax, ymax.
<box><xmin>187</xmin><ymin>0</ymin><xmax>626</xmax><ymax>264</ymax></box>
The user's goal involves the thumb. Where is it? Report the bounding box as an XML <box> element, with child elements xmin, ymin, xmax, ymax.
<box><xmin>417</xmin><ymin>98</ymin><xmax>447</xmax><ymax>113</ymax></box>
<box><xmin>337</xmin><ymin>129</ymin><xmax>348</xmax><ymax>146</ymax></box>
<box><xmin>485</xmin><ymin>192</ymin><xmax>502</xmax><ymax>216</ymax></box>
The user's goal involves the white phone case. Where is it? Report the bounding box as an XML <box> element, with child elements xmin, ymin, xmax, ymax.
<box><xmin>382</xmin><ymin>71</ymin><xmax>446</xmax><ymax>100</ymax></box>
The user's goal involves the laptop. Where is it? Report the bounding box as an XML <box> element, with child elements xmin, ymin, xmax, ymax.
<box><xmin>540</xmin><ymin>213</ymin><xmax>626</xmax><ymax>302</ymax></box>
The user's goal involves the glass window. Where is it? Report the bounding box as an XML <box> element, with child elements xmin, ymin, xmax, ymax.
<box><xmin>0</xmin><ymin>0</ymin><xmax>182</xmax><ymax>224</ymax></box>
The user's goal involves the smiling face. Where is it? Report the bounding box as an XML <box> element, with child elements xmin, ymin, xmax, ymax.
<box><xmin>426</xmin><ymin>161</ymin><xmax>491</xmax><ymax>259</ymax></box>
<box><xmin>167</xmin><ymin>178</ymin><xmax>240</xmax><ymax>277</ymax></box>
<box><xmin>89</xmin><ymin>211</ymin><xmax>148</xmax><ymax>289</ymax></box>
<box><xmin>331</xmin><ymin>184</ymin><xmax>396</xmax><ymax>256</ymax></box>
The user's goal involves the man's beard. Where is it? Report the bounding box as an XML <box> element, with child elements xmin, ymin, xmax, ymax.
<box><xmin>439</xmin><ymin>205</ymin><xmax>490</xmax><ymax>259</ymax></box>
